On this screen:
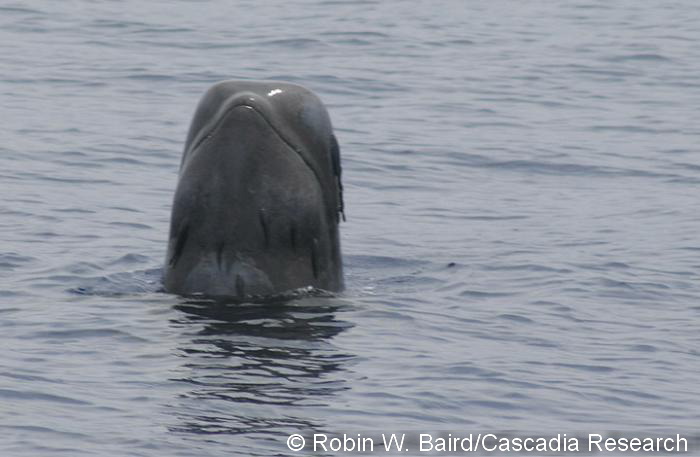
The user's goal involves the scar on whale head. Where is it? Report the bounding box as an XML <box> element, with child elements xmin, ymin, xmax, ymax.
<box><xmin>163</xmin><ymin>80</ymin><xmax>344</xmax><ymax>298</ymax></box>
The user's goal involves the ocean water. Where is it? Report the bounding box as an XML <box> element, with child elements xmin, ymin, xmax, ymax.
<box><xmin>2</xmin><ymin>1</ymin><xmax>700</xmax><ymax>455</ymax></box>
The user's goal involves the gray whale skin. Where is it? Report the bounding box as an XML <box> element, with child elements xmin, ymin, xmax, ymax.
<box><xmin>163</xmin><ymin>80</ymin><xmax>344</xmax><ymax>298</ymax></box>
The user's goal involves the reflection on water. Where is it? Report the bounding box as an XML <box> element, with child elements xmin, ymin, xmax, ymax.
<box><xmin>168</xmin><ymin>297</ymin><xmax>354</xmax><ymax>436</ymax></box>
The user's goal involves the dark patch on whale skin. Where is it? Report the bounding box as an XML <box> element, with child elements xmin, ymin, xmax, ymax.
<box><xmin>311</xmin><ymin>237</ymin><xmax>319</xmax><ymax>279</ymax></box>
<box><xmin>216</xmin><ymin>242</ymin><xmax>225</xmax><ymax>268</ymax></box>
<box><xmin>258</xmin><ymin>209</ymin><xmax>270</xmax><ymax>248</ymax></box>
<box><xmin>235</xmin><ymin>274</ymin><xmax>245</xmax><ymax>297</ymax></box>
<box><xmin>330</xmin><ymin>134</ymin><xmax>345</xmax><ymax>222</ymax></box>
<box><xmin>169</xmin><ymin>224</ymin><xmax>189</xmax><ymax>267</ymax></box>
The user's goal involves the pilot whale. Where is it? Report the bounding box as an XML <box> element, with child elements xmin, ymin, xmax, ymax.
<box><xmin>163</xmin><ymin>80</ymin><xmax>344</xmax><ymax>298</ymax></box>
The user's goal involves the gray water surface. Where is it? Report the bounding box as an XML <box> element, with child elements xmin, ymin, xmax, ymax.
<box><xmin>2</xmin><ymin>1</ymin><xmax>700</xmax><ymax>455</ymax></box>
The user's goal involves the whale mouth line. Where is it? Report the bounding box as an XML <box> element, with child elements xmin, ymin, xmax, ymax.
<box><xmin>186</xmin><ymin>103</ymin><xmax>323</xmax><ymax>189</ymax></box>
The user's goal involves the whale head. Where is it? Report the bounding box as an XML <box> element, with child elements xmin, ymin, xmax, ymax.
<box><xmin>164</xmin><ymin>80</ymin><xmax>344</xmax><ymax>298</ymax></box>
